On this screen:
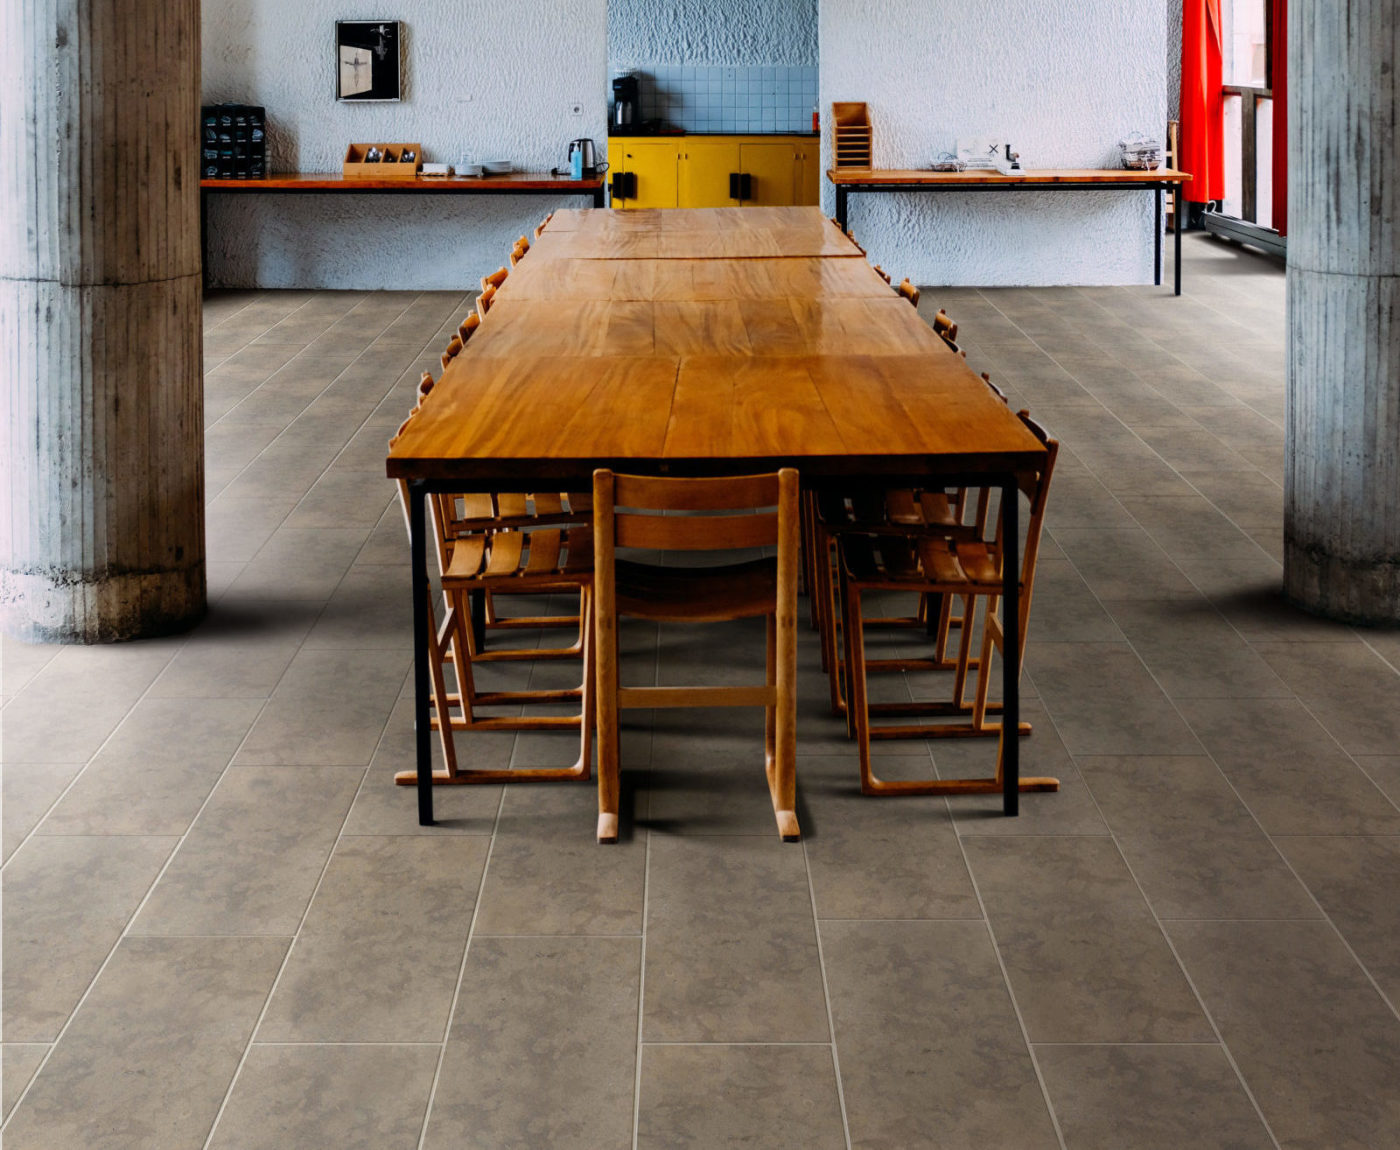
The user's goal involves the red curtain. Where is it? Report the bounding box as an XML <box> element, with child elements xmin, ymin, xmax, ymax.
<box><xmin>1181</xmin><ymin>0</ymin><xmax>1224</xmax><ymax>204</ymax></box>
<box><xmin>1271</xmin><ymin>0</ymin><xmax>1287</xmax><ymax>235</ymax></box>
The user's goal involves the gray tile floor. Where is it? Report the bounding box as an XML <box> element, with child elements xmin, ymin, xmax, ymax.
<box><xmin>5</xmin><ymin>235</ymin><xmax>1400</xmax><ymax>1149</ymax></box>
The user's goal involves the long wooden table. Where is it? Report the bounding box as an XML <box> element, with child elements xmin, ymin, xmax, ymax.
<box><xmin>828</xmin><ymin>167</ymin><xmax>1192</xmax><ymax>295</ymax></box>
<box><xmin>387</xmin><ymin>206</ymin><xmax>1049</xmax><ymax>826</ymax></box>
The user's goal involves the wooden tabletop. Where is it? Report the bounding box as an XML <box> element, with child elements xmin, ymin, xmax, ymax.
<box><xmin>543</xmin><ymin>206</ymin><xmax>836</xmax><ymax>232</ymax></box>
<box><xmin>386</xmin><ymin>205</ymin><xmax>1047</xmax><ymax>483</ymax></box>
<box><xmin>827</xmin><ymin>167</ymin><xmax>1192</xmax><ymax>187</ymax></box>
<box><xmin>497</xmin><ymin>255</ymin><xmax>898</xmax><ymax>302</ymax></box>
<box><xmin>464</xmin><ymin>298</ymin><xmax>950</xmax><ymax>359</ymax></box>
<box><xmin>200</xmin><ymin>171</ymin><xmax>604</xmax><ymax>192</ymax></box>
<box><xmin>388</xmin><ymin>353</ymin><xmax>1044</xmax><ymax>481</ymax></box>
<box><xmin>527</xmin><ymin>211</ymin><xmax>863</xmax><ymax>260</ymax></box>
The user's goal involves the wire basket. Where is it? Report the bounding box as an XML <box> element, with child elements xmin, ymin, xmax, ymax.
<box><xmin>929</xmin><ymin>151</ymin><xmax>967</xmax><ymax>173</ymax></box>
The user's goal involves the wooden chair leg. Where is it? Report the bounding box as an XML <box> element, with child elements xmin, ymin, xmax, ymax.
<box><xmin>574</xmin><ymin>585</ymin><xmax>596</xmax><ymax>781</ymax></box>
<box><xmin>824</xmin><ymin>535</ymin><xmax>848</xmax><ymax>719</ymax></box>
<box><xmin>844</xmin><ymin>579</ymin><xmax>878</xmax><ymax>795</ymax></box>
<box><xmin>764</xmin><ymin>612</ymin><xmax>777</xmax><ymax>795</ymax></box>
<box><xmin>426</xmin><ymin>591</ymin><xmax>460</xmax><ymax>780</ymax></box>
<box><xmin>773</xmin><ymin>497</ymin><xmax>800</xmax><ymax>842</ymax></box>
<box><xmin>596</xmin><ymin>582</ymin><xmax>621</xmax><ymax>844</ymax></box>
<box><xmin>773</xmin><ymin>606</ymin><xmax>799</xmax><ymax>842</ymax></box>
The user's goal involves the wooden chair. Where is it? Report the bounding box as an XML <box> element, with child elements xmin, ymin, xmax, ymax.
<box><xmin>391</xmin><ymin>488</ymin><xmax>597</xmax><ymax>787</ymax></box>
<box><xmin>812</xmin><ymin>484</ymin><xmax>991</xmax><ymax>722</ymax></box>
<box><xmin>440</xmin><ymin>335</ymin><xmax>464</xmax><ymax>371</ymax></box>
<box><xmin>872</xmin><ymin>264</ymin><xmax>893</xmax><ymax>285</ymax></box>
<box><xmin>510</xmin><ymin>236</ymin><xmax>530</xmax><ymax>266</ymax></box>
<box><xmin>534</xmin><ymin>212</ymin><xmax>553</xmax><ymax>239</ymax></box>
<box><xmin>898</xmin><ymin>278</ymin><xmax>920</xmax><ymax>307</ymax></box>
<box><xmin>480</xmin><ymin>266</ymin><xmax>509</xmax><ymax>293</ymax></box>
<box><xmin>458</xmin><ymin>312</ymin><xmax>480</xmax><ymax>343</ymax></box>
<box><xmin>476</xmin><ymin>283</ymin><xmax>497</xmax><ymax>320</ymax></box>
<box><xmin>932</xmin><ymin>308</ymin><xmax>959</xmax><ymax>352</ymax></box>
<box><xmin>835</xmin><ymin>411</ymin><xmax>1060</xmax><ymax>797</ymax></box>
<box><xmin>592</xmin><ymin>468</ymin><xmax>801</xmax><ymax>844</ymax></box>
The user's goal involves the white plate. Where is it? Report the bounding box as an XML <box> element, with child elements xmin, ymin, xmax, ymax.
<box><xmin>458</xmin><ymin>163</ymin><xmax>484</xmax><ymax>177</ymax></box>
<box><xmin>482</xmin><ymin>160</ymin><xmax>514</xmax><ymax>175</ymax></box>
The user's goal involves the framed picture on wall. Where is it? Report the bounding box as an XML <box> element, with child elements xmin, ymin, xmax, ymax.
<box><xmin>336</xmin><ymin>20</ymin><xmax>401</xmax><ymax>102</ymax></box>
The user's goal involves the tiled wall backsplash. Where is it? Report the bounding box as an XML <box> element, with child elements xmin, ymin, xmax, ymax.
<box><xmin>627</xmin><ymin>65</ymin><xmax>819</xmax><ymax>134</ymax></box>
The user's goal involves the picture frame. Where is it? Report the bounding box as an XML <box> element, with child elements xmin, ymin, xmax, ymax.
<box><xmin>336</xmin><ymin>20</ymin><xmax>401</xmax><ymax>102</ymax></box>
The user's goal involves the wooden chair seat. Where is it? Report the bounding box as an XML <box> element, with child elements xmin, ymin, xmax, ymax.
<box><xmin>614</xmin><ymin>557</ymin><xmax>775</xmax><ymax>622</ymax></box>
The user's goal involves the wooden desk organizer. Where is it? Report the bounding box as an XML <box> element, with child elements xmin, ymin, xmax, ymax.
<box><xmin>343</xmin><ymin>143</ymin><xmax>423</xmax><ymax>179</ymax></box>
<box><xmin>832</xmin><ymin>103</ymin><xmax>872</xmax><ymax>169</ymax></box>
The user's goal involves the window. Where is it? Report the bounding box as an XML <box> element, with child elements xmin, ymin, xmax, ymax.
<box><xmin>1219</xmin><ymin>0</ymin><xmax>1275</xmax><ymax>228</ymax></box>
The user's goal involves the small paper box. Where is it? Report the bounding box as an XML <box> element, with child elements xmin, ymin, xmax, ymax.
<box><xmin>343</xmin><ymin>142</ymin><xmax>423</xmax><ymax>179</ymax></box>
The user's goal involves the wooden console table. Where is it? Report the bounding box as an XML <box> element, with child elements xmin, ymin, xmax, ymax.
<box><xmin>199</xmin><ymin>171</ymin><xmax>607</xmax><ymax>282</ymax></box>
<box><xmin>828</xmin><ymin>168</ymin><xmax>1192</xmax><ymax>295</ymax></box>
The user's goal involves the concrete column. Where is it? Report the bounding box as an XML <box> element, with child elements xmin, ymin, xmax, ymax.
<box><xmin>1</xmin><ymin>0</ymin><xmax>205</xmax><ymax>642</ymax></box>
<box><xmin>1285</xmin><ymin>2</ymin><xmax>1400</xmax><ymax>623</ymax></box>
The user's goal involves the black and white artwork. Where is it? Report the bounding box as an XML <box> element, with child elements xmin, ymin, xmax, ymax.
<box><xmin>336</xmin><ymin>20</ymin><xmax>401</xmax><ymax>102</ymax></box>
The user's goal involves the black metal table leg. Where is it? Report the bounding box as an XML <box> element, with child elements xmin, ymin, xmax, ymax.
<box><xmin>836</xmin><ymin>186</ymin><xmax>849</xmax><ymax>232</ymax></box>
<box><xmin>1175</xmin><ymin>195</ymin><xmax>1183</xmax><ymax>296</ymax></box>
<box><xmin>593</xmin><ymin>186</ymin><xmax>606</xmax><ymax>208</ymax></box>
<box><xmin>410</xmin><ymin>480</ymin><xmax>435</xmax><ymax>825</ymax></box>
<box><xmin>1154</xmin><ymin>188</ymin><xmax>1163</xmax><ymax>287</ymax></box>
<box><xmin>1001</xmin><ymin>477</ymin><xmax>1020</xmax><ymax>816</ymax></box>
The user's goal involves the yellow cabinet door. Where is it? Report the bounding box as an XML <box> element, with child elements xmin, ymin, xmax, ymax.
<box><xmin>617</xmin><ymin>141</ymin><xmax>679</xmax><ymax>209</ymax></box>
<box><xmin>794</xmin><ymin>144</ymin><xmax>821</xmax><ymax>205</ymax></box>
<box><xmin>739</xmin><ymin>143</ymin><xmax>798</xmax><ymax>206</ymax></box>
<box><xmin>678</xmin><ymin>141</ymin><xmax>742</xmax><ymax>208</ymax></box>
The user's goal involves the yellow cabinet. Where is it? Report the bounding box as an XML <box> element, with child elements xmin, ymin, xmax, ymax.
<box><xmin>608</xmin><ymin>140</ymin><xmax>679</xmax><ymax>209</ymax></box>
<box><xmin>679</xmin><ymin>141</ymin><xmax>741</xmax><ymax>208</ymax></box>
<box><xmin>738</xmin><ymin>143</ymin><xmax>797</xmax><ymax>206</ymax></box>
<box><xmin>794</xmin><ymin>142</ymin><xmax>821</xmax><ymax>206</ymax></box>
<box><xmin>609</xmin><ymin>135</ymin><xmax>819</xmax><ymax>209</ymax></box>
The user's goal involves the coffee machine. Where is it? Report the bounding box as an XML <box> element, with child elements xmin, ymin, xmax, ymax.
<box><xmin>612</xmin><ymin>73</ymin><xmax>638</xmax><ymax>130</ymax></box>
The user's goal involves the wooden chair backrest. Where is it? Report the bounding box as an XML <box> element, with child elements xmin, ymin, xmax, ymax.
<box><xmin>898</xmin><ymin>279</ymin><xmax>920</xmax><ymax>307</ymax></box>
<box><xmin>476</xmin><ymin>283</ymin><xmax>497</xmax><ymax>319</ymax></box>
<box><xmin>458</xmin><ymin>312</ymin><xmax>481</xmax><ymax>343</ymax></box>
<box><xmin>440</xmin><ymin>336</ymin><xmax>463</xmax><ymax>370</ymax></box>
<box><xmin>593</xmin><ymin>469</ymin><xmax>798</xmax><ymax>554</ymax></box>
<box><xmin>480</xmin><ymin>266</ymin><xmax>509</xmax><ymax>292</ymax></box>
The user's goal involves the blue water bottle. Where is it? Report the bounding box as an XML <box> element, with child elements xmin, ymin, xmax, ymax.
<box><xmin>570</xmin><ymin>147</ymin><xmax>584</xmax><ymax>180</ymax></box>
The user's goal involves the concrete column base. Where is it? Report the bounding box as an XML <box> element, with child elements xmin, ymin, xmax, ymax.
<box><xmin>0</xmin><ymin>567</ymin><xmax>205</xmax><ymax>644</ymax></box>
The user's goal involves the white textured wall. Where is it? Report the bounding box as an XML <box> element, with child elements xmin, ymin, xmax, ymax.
<box><xmin>608</xmin><ymin>0</ymin><xmax>817</xmax><ymax>68</ymax></box>
<box><xmin>821</xmin><ymin>0</ymin><xmax>1170</xmax><ymax>286</ymax></box>
<box><xmin>203</xmin><ymin>0</ymin><xmax>608</xmax><ymax>289</ymax></box>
